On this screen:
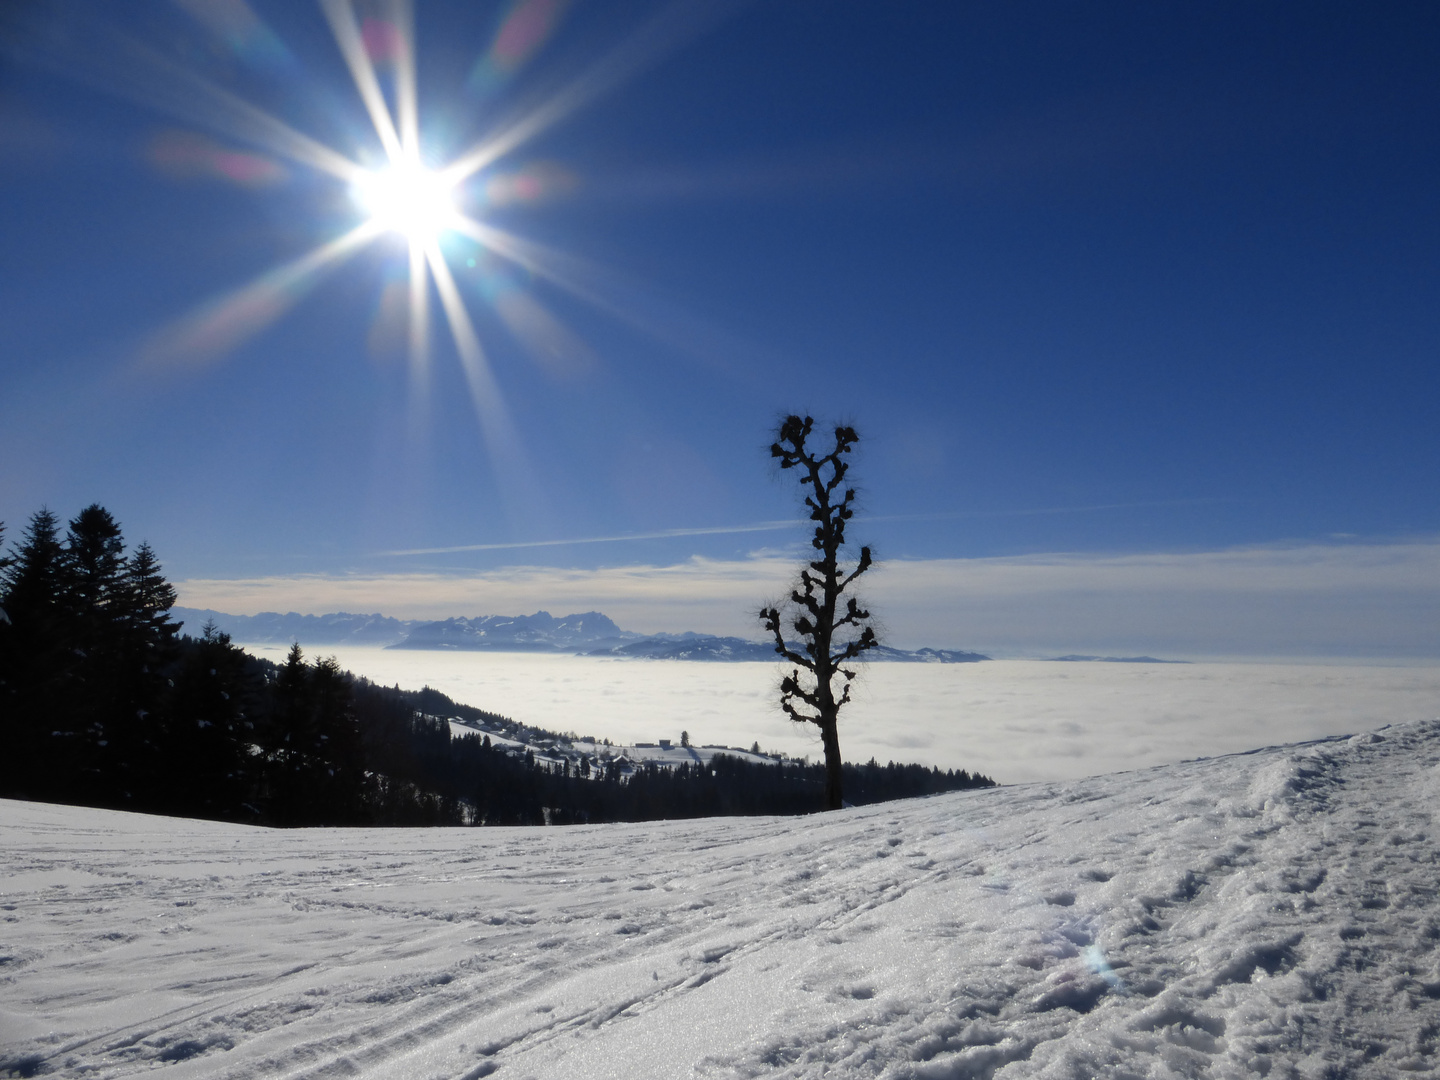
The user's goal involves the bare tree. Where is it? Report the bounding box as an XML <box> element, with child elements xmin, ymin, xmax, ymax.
<box><xmin>760</xmin><ymin>415</ymin><xmax>878</xmax><ymax>810</ymax></box>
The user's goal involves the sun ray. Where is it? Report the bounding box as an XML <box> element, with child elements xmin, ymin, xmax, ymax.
<box><xmin>452</xmin><ymin>216</ymin><xmax>686</xmax><ymax>331</ymax></box>
<box><xmin>491</xmin><ymin>286</ymin><xmax>596</xmax><ymax>380</ymax></box>
<box><xmin>319</xmin><ymin>0</ymin><xmax>404</xmax><ymax>163</ymax></box>
<box><xmin>21</xmin><ymin>26</ymin><xmax>368</xmax><ymax>183</ymax></box>
<box><xmin>405</xmin><ymin>238</ymin><xmax>432</xmax><ymax>437</ymax></box>
<box><xmin>170</xmin><ymin>0</ymin><xmax>294</xmax><ymax>71</ymax></box>
<box><xmin>449</xmin><ymin>216</ymin><xmax>596</xmax><ymax>297</ymax></box>
<box><xmin>389</xmin><ymin>0</ymin><xmax>421</xmax><ymax>162</ymax></box>
<box><xmin>441</xmin><ymin>0</ymin><xmax>747</xmax><ymax>186</ymax></box>
<box><xmin>425</xmin><ymin>241</ymin><xmax>547</xmax><ymax>526</ymax></box>
<box><xmin>451</xmin><ymin>215</ymin><xmax>764</xmax><ymax>377</ymax></box>
<box><xmin>424</xmin><ymin>241</ymin><xmax>508</xmax><ymax>436</ymax></box>
<box><xmin>140</xmin><ymin>221</ymin><xmax>382</xmax><ymax>367</ymax></box>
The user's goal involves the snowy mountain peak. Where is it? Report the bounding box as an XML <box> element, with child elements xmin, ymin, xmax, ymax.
<box><xmin>393</xmin><ymin>610</ymin><xmax>629</xmax><ymax>650</ymax></box>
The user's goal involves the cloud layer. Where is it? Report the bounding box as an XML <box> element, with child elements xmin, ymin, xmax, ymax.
<box><xmin>176</xmin><ymin>539</ymin><xmax>1440</xmax><ymax>658</ymax></box>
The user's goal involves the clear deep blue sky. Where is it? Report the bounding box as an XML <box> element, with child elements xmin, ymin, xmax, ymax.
<box><xmin>1</xmin><ymin>1</ymin><xmax>1438</xmax><ymax>633</ymax></box>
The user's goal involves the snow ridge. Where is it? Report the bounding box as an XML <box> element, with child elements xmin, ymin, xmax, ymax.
<box><xmin>1</xmin><ymin>721</ymin><xmax>1436</xmax><ymax>1078</ymax></box>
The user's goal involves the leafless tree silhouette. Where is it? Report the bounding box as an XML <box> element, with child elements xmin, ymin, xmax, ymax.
<box><xmin>760</xmin><ymin>415</ymin><xmax>878</xmax><ymax>810</ymax></box>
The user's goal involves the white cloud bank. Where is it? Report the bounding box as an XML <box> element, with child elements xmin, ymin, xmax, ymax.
<box><xmin>176</xmin><ymin>538</ymin><xmax>1440</xmax><ymax>658</ymax></box>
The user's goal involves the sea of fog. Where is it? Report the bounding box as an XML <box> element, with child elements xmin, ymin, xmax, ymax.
<box><xmin>239</xmin><ymin>645</ymin><xmax>1440</xmax><ymax>785</ymax></box>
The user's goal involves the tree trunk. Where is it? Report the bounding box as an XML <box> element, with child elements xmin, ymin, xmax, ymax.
<box><xmin>819</xmin><ymin>716</ymin><xmax>843</xmax><ymax>810</ymax></box>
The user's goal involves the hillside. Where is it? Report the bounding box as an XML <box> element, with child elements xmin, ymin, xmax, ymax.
<box><xmin>2</xmin><ymin>720</ymin><xmax>1437</xmax><ymax>1078</ymax></box>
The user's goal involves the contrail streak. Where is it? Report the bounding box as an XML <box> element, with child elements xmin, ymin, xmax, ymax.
<box><xmin>377</xmin><ymin>500</ymin><xmax>1226</xmax><ymax>557</ymax></box>
<box><xmin>379</xmin><ymin>521</ymin><xmax>798</xmax><ymax>556</ymax></box>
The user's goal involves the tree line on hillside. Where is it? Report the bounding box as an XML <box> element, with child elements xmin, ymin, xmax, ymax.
<box><xmin>0</xmin><ymin>506</ymin><xmax>994</xmax><ymax>827</ymax></box>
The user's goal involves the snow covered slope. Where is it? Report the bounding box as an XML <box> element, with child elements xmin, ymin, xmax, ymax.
<box><xmin>2</xmin><ymin>721</ymin><xmax>1437</xmax><ymax>1078</ymax></box>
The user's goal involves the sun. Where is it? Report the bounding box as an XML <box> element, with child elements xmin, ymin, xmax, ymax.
<box><xmin>138</xmin><ymin>0</ymin><xmax>612</xmax><ymax>469</ymax></box>
<box><xmin>353</xmin><ymin>162</ymin><xmax>457</xmax><ymax>244</ymax></box>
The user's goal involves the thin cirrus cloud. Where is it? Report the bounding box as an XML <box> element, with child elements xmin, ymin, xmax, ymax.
<box><xmin>174</xmin><ymin>537</ymin><xmax>1440</xmax><ymax>659</ymax></box>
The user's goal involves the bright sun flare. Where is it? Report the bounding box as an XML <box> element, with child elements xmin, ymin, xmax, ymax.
<box><xmin>354</xmin><ymin>163</ymin><xmax>457</xmax><ymax>243</ymax></box>
<box><xmin>143</xmin><ymin>0</ymin><xmax>597</xmax><ymax>465</ymax></box>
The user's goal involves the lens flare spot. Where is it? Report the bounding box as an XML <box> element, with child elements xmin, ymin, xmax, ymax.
<box><xmin>483</xmin><ymin>161</ymin><xmax>576</xmax><ymax>206</ymax></box>
<box><xmin>469</xmin><ymin>0</ymin><xmax>567</xmax><ymax>94</ymax></box>
<box><xmin>361</xmin><ymin>16</ymin><xmax>404</xmax><ymax>64</ymax></box>
<box><xmin>148</xmin><ymin>130</ymin><xmax>287</xmax><ymax>188</ymax></box>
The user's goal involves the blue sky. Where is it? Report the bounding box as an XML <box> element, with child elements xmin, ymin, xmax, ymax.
<box><xmin>2</xmin><ymin>1</ymin><xmax>1438</xmax><ymax>653</ymax></box>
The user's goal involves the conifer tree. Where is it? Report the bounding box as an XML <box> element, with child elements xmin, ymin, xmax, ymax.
<box><xmin>0</xmin><ymin>521</ymin><xmax>13</xmax><ymax>791</ymax></box>
<box><xmin>310</xmin><ymin>655</ymin><xmax>367</xmax><ymax>822</ymax></box>
<box><xmin>262</xmin><ymin>645</ymin><xmax>367</xmax><ymax>823</ymax></box>
<box><xmin>0</xmin><ymin>520</ymin><xmax>11</xmax><ymax>604</ymax></box>
<box><xmin>265</xmin><ymin>642</ymin><xmax>314</xmax><ymax>820</ymax></box>
<box><xmin>60</xmin><ymin>505</ymin><xmax>131</xmax><ymax>793</ymax></box>
<box><xmin>1</xmin><ymin>509</ymin><xmax>65</xmax><ymax>640</ymax></box>
<box><xmin>0</xmin><ymin>509</ymin><xmax>70</xmax><ymax>796</ymax></box>
<box><xmin>107</xmin><ymin>541</ymin><xmax>182</xmax><ymax>804</ymax></box>
<box><xmin>123</xmin><ymin>542</ymin><xmax>180</xmax><ymax>648</ymax></box>
<box><xmin>63</xmin><ymin>505</ymin><xmax>127</xmax><ymax>625</ymax></box>
<box><xmin>160</xmin><ymin>620</ymin><xmax>252</xmax><ymax>818</ymax></box>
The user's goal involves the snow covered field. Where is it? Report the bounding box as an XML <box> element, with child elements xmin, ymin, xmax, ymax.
<box><xmin>4</xmin><ymin>720</ymin><xmax>1437</xmax><ymax>1078</ymax></box>
<box><xmin>243</xmin><ymin>645</ymin><xmax>1440</xmax><ymax>783</ymax></box>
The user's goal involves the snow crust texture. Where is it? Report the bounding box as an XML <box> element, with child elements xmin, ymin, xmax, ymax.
<box><xmin>2</xmin><ymin>721</ymin><xmax>1438</xmax><ymax>1079</ymax></box>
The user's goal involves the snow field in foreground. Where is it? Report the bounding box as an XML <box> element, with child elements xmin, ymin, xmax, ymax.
<box><xmin>2</xmin><ymin>720</ymin><xmax>1438</xmax><ymax>1079</ymax></box>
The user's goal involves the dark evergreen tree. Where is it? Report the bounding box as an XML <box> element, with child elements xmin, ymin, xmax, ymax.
<box><xmin>760</xmin><ymin>415</ymin><xmax>879</xmax><ymax>811</ymax></box>
<box><xmin>62</xmin><ymin>505</ymin><xmax>126</xmax><ymax>623</ymax></box>
<box><xmin>158</xmin><ymin>621</ymin><xmax>253</xmax><ymax>818</ymax></box>
<box><xmin>58</xmin><ymin>505</ymin><xmax>133</xmax><ymax>797</ymax></box>
<box><xmin>122</xmin><ymin>542</ymin><xmax>180</xmax><ymax>648</ymax></box>
<box><xmin>0</xmin><ymin>509</ymin><xmax>70</xmax><ymax>797</ymax></box>
<box><xmin>104</xmin><ymin>541</ymin><xmax>182</xmax><ymax>804</ymax></box>
<box><xmin>264</xmin><ymin>642</ymin><xmax>316</xmax><ymax>820</ymax></box>
<box><xmin>306</xmin><ymin>656</ymin><xmax>368</xmax><ymax>823</ymax></box>
<box><xmin>260</xmin><ymin>647</ymin><xmax>369</xmax><ymax>823</ymax></box>
<box><xmin>0</xmin><ymin>520</ymin><xmax>13</xmax><ymax>791</ymax></box>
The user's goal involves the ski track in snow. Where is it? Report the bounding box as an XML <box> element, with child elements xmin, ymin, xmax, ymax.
<box><xmin>2</xmin><ymin>722</ymin><xmax>1438</xmax><ymax>1079</ymax></box>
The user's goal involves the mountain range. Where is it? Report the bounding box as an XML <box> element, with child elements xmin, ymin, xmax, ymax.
<box><xmin>171</xmin><ymin>607</ymin><xmax>990</xmax><ymax>663</ymax></box>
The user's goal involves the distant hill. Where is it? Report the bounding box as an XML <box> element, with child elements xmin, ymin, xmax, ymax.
<box><xmin>174</xmin><ymin>606</ymin><xmax>990</xmax><ymax>662</ymax></box>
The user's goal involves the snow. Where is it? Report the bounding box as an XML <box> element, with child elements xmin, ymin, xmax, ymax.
<box><xmin>444</xmin><ymin>719</ymin><xmax>774</xmax><ymax>771</ymax></box>
<box><xmin>446</xmin><ymin>720</ymin><xmax>529</xmax><ymax>753</ymax></box>
<box><xmin>3</xmin><ymin>720</ymin><xmax>1438</xmax><ymax>1078</ymax></box>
